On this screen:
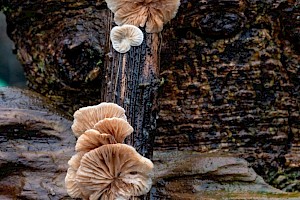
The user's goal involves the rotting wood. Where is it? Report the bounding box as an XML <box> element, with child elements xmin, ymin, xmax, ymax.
<box><xmin>102</xmin><ymin>12</ymin><xmax>160</xmax><ymax>159</ymax></box>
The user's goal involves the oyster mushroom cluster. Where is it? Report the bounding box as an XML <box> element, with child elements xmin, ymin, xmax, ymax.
<box><xmin>105</xmin><ymin>0</ymin><xmax>181</xmax><ymax>33</ymax></box>
<box><xmin>107</xmin><ymin>0</ymin><xmax>181</xmax><ymax>53</ymax></box>
<box><xmin>65</xmin><ymin>102</ymin><xmax>154</xmax><ymax>200</ymax></box>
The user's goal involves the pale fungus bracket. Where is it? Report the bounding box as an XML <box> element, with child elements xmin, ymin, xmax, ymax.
<box><xmin>75</xmin><ymin>129</ymin><xmax>117</xmax><ymax>152</ymax></box>
<box><xmin>94</xmin><ymin>117</ymin><xmax>134</xmax><ymax>143</ymax></box>
<box><xmin>66</xmin><ymin>102</ymin><xmax>154</xmax><ymax>199</ymax></box>
<box><xmin>71</xmin><ymin>102</ymin><xmax>127</xmax><ymax>137</ymax></box>
<box><xmin>76</xmin><ymin>144</ymin><xmax>154</xmax><ymax>200</ymax></box>
<box><xmin>110</xmin><ymin>24</ymin><xmax>144</xmax><ymax>53</ymax></box>
<box><xmin>105</xmin><ymin>0</ymin><xmax>181</xmax><ymax>33</ymax></box>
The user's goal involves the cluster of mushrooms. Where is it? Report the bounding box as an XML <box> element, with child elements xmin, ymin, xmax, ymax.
<box><xmin>65</xmin><ymin>102</ymin><xmax>154</xmax><ymax>200</ymax></box>
<box><xmin>107</xmin><ymin>0</ymin><xmax>181</xmax><ymax>53</ymax></box>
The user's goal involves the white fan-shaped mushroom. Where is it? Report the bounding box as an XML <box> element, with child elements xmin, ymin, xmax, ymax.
<box><xmin>110</xmin><ymin>24</ymin><xmax>144</xmax><ymax>53</ymax></box>
<box><xmin>76</xmin><ymin>144</ymin><xmax>154</xmax><ymax>199</ymax></box>
<box><xmin>71</xmin><ymin>102</ymin><xmax>127</xmax><ymax>137</ymax></box>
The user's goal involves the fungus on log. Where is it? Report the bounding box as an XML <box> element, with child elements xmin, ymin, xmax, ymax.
<box><xmin>75</xmin><ymin>129</ymin><xmax>117</xmax><ymax>152</ymax></box>
<box><xmin>2</xmin><ymin>0</ymin><xmax>300</xmax><ymax>195</ymax></box>
<box><xmin>110</xmin><ymin>24</ymin><xmax>144</xmax><ymax>53</ymax></box>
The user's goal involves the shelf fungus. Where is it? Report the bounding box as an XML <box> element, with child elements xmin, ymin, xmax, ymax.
<box><xmin>71</xmin><ymin>102</ymin><xmax>127</xmax><ymax>137</ymax></box>
<box><xmin>110</xmin><ymin>24</ymin><xmax>144</xmax><ymax>53</ymax></box>
<box><xmin>105</xmin><ymin>0</ymin><xmax>181</xmax><ymax>33</ymax></box>
<box><xmin>66</xmin><ymin>102</ymin><xmax>154</xmax><ymax>199</ymax></box>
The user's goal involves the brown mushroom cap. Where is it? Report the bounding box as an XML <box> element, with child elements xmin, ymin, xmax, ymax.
<box><xmin>105</xmin><ymin>0</ymin><xmax>181</xmax><ymax>33</ymax></box>
<box><xmin>65</xmin><ymin>152</ymin><xmax>85</xmax><ymax>198</ymax></box>
<box><xmin>94</xmin><ymin>117</ymin><xmax>134</xmax><ymax>143</ymax></box>
<box><xmin>71</xmin><ymin>102</ymin><xmax>127</xmax><ymax>137</ymax></box>
<box><xmin>75</xmin><ymin>129</ymin><xmax>117</xmax><ymax>152</ymax></box>
<box><xmin>76</xmin><ymin>144</ymin><xmax>154</xmax><ymax>199</ymax></box>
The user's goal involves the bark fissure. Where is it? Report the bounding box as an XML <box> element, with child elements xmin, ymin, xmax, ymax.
<box><xmin>102</xmin><ymin>15</ymin><xmax>160</xmax><ymax>158</ymax></box>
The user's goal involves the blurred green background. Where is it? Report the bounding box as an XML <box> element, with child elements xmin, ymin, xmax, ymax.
<box><xmin>0</xmin><ymin>12</ymin><xmax>26</xmax><ymax>87</ymax></box>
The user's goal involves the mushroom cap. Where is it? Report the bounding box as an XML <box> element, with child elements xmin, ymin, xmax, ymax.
<box><xmin>105</xmin><ymin>0</ymin><xmax>181</xmax><ymax>33</ymax></box>
<box><xmin>76</xmin><ymin>144</ymin><xmax>154</xmax><ymax>199</ymax></box>
<box><xmin>76</xmin><ymin>129</ymin><xmax>117</xmax><ymax>152</ymax></box>
<box><xmin>110</xmin><ymin>24</ymin><xmax>144</xmax><ymax>53</ymax></box>
<box><xmin>94</xmin><ymin>117</ymin><xmax>134</xmax><ymax>143</ymax></box>
<box><xmin>65</xmin><ymin>152</ymin><xmax>85</xmax><ymax>198</ymax></box>
<box><xmin>71</xmin><ymin>102</ymin><xmax>127</xmax><ymax>137</ymax></box>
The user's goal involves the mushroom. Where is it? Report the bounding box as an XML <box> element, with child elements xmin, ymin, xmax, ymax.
<box><xmin>65</xmin><ymin>152</ymin><xmax>85</xmax><ymax>198</ymax></box>
<box><xmin>94</xmin><ymin>117</ymin><xmax>134</xmax><ymax>143</ymax></box>
<box><xmin>105</xmin><ymin>0</ymin><xmax>181</xmax><ymax>33</ymax></box>
<box><xmin>110</xmin><ymin>24</ymin><xmax>144</xmax><ymax>53</ymax></box>
<box><xmin>75</xmin><ymin>129</ymin><xmax>117</xmax><ymax>152</ymax></box>
<box><xmin>76</xmin><ymin>144</ymin><xmax>154</xmax><ymax>200</ymax></box>
<box><xmin>71</xmin><ymin>102</ymin><xmax>127</xmax><ymax>137</ymax></box>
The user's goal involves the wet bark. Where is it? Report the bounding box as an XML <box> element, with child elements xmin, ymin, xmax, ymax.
<box><xmin>102</xmin><ymin>30</ymin><xmax>160</xmax><ymax>158</ymax></box>
<box><xmin>0</xmin><ymin>0</ymin><xmax>159</xmax><ymax>159</ymax></box>
<box><xmin>1</xmin><ymin>0</ymin><xmax>300</xmax><ymax>194</ymax></box>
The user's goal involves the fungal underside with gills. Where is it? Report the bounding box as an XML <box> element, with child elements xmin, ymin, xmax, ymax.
<box><xmin>65</xmin><ymin>102</ymin><xmax>154</xmax><ymax>200</ymax></box>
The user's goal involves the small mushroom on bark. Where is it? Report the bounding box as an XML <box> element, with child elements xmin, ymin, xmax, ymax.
<box><xmin>71</xmin><ymin>102</ymin><xmax>127</xmax><ymax>137</ymax></box>
<box><xmin>75</xmin><ymin>129</ymin><xmax>117</xmax><ymax>152</ymax></box>
<box><xmin>94</xmin><ymin>117</ymin><xmax>134</xmax><ymax>143</ymax></box>
<box><xmin>110</xmin><ymin>24</ymin><xmax>144</xmax><ymax>53</ymax></box>
<box><xmin>105</xmin><ymin>0</ymin><xmax>181</xmax><ymax>33</ymax></box>
<box><xmin>76</xmin><ymin>144</ymin><xmax>154</xmax><ymax>200</ymax></box>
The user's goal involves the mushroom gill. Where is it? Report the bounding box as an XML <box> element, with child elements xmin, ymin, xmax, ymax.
<box><xmin>65</xmin><ymin>152</ymin><xmax>85</xmax><ymax>198</ymax></box>
<box><xmin>105</xmin><ymin>0</ymin><xmax>181</xmax><ymax>33</ymax></box>
<box><xmin>110</xmin><ymin>24</ymin><xmax>144</xmax><ymax>53</ymax></box>
<box><xmin>76</xmin><ymin>144</ymin><xmax>154</xmax><ymax>200</ymax></box>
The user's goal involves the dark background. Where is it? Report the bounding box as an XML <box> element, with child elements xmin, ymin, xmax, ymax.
<box><xmin>0</xmin><ymin>12</ymin><xmax>26</xmax><ymax>87</ymax></box>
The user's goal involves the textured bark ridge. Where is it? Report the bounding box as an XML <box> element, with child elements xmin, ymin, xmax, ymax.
<box><xmin>1</xmin><ymin>0</ymin><xmax>110</xmax><ymax>115</ymax></box>
<box><xmin>156</xmin><ymin>0</ymin><xmax>300</xmax><ymax>191</ymax></box>
<box><xmin>1</xmin><ymin>0</ymin><xmax>159</xmax><ymax>159</ymax></box>
<box><xmin>1</xmin><ymin>88</ymin><xmax>297</xmax><ymax>199</ymax></box>
<box><xmin>102</xmin><ymin>29</ymin><xmax>160</xmax><ymax>158</ymax></box>
<box><xmin>151</xmin><ymin>151</ymin><xmax>287</xmax><ymax>199</ymax></box>
<box><xmin>0</xmin><ymin>87</ymin><xmax>76</xmax><ymax>199</ymax></box>
<box><xmin>1</xmin><ymin>0</ymin><xmax>300</xmax><ymax>194</ymax></box>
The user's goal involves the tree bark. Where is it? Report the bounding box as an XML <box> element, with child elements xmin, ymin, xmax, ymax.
<box><xmin>102</xmin><ymin>27</ymin><xmax>160</xmax><ymax>158</ymax></box>
<box><xmin>0</xmin><ymin>0</ymin><xmax>159</xmax><ymax>159</ymax></box>
<box><xmin>1</xmin><ymin>0</ymin><xmax>300</xmax><ymax>194</ymax></box>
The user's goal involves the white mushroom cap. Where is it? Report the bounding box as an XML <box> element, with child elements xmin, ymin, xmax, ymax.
<box><xmin>105</xmin><ymin>0</ymin><xmax>181</xmax><ymax>33</ymax></box>
<box><xmin>71</xmin><ymin>102</ymin><xmax>127</xmax><ymax>137</ymax></box>
<box><xmin>75</xmin><ymin>129</ymin><xmax>117</xmax><ymax>152</ymax></box>
<box><xmin>110</xmin><ymin>24</ymin><xmax>144</xmax><ymax>53</ymax></box>
<box><xmin>76</xmin><ymin>144</ymin><xmax>154</xmax><ymax>199</ymax></box>
<box><xmin>94</xmin><ymin>117</ymin><xmax>134</xmax><ymax>143</ymax></box>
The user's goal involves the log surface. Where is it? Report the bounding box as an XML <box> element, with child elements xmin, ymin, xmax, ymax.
<box><xmin>1</xmin><ymin>0</ymin><xmax>300</xmax><ymax>192</ymax></box>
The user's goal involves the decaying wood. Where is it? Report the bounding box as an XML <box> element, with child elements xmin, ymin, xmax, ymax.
<box><xmin>102</xmin><ymin>22</ymin><xmax>160</xmax><ymax>157</ymax></box>
<box><xmin>1</xmin><ymin>0</ymin><xmax>300</xmax><ymax>195</ymax></box>
<box><xmin>0</xmin><ymin>87</ymin><xmax>76</xmax><ymax>199</ymax></box>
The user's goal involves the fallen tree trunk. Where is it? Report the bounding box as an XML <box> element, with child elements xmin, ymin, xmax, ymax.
<box><xmin>1</xmin><ymin>0</ymin><xmax>300</xmax><ymax>194</ymax></box>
